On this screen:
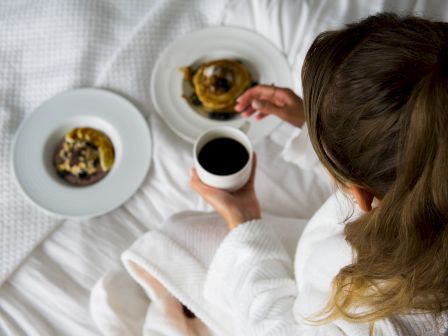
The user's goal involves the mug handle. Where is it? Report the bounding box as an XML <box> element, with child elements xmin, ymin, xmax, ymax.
<box><xmin>238</xmin><ymin>120</ymin><xmax>251</xmax><ymax>134</ymax></box>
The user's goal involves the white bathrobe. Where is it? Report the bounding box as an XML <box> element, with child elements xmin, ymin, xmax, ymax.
<box><xmin>91</xmin><ymin>126</ymin><xmax>448</xmax><ymax>336</ymax></box>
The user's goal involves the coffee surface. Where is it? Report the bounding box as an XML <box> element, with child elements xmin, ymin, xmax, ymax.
<box><xmin>198</xmin><ymin>137</ymin><xmax>249</xmax><ymax>175</ymax></box>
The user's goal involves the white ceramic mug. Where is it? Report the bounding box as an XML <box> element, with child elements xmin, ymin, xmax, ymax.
<box><xmin>193</xmin><ymin>126</ymin><xmax>253</xmax><ymax>191</ymax></box>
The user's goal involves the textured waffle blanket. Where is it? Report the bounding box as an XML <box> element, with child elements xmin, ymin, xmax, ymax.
<box><xmin>0</xmin><ymin>0</ymin><xmax>229</xmax><ymax>285</ymax></box>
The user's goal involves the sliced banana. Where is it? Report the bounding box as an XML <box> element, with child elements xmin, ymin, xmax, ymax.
<box><xmin>65</xmin><ymin>127</ymin><xmax>114</xmax><ymax>171</ymax></box>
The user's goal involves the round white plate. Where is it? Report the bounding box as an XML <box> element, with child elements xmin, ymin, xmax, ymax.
<box><xmin>151</xmin><ymin>26</ymin><xmax>293</xmax><ymax>143</ymax></box>
<box><xmin>12</xmin><ymin>88</ymin><xmax>152</xmax><ymax>218</ymax></box>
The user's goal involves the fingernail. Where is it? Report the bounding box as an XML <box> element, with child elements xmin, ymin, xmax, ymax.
<box><xmin>234</xmin><ymin>104</ymin><xmax>242</xmax><ymax>112</ymax></box>
<box><xmin>236</xmin><ymin>95</ymin><xmax>243</xmax><ymax>102</ymax></box>
<box><xmin>252</xmin><ymin>99</ymin><xmax>262</xmax><ymax>109</ymax></box>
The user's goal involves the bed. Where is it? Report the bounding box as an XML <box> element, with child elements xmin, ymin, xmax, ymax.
<box><xmin>1</xmin><ymin>0</ymin><xmax>447</xmax><ymax>335</ymax></box>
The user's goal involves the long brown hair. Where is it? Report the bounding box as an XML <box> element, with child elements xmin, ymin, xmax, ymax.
<box><xmin>302</xmin><ymin>13</ymin><xmax>448</xmax><ymax>324</ymax></box>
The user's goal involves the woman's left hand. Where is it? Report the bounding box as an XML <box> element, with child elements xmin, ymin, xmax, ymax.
<box><xmin>190</xmin><ymin>154</ymin><xmax>261</xmax><ymax>229</ymax></box>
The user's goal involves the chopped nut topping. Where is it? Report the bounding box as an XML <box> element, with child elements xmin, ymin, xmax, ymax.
<box><xmin>55</xmin><ymin>139</ymin><xmax>100</xmax><ymax>177</ymax></box>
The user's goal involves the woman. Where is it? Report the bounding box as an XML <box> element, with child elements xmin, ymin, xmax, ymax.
<box><xmin>191</xmin><ymin>13</ymin><xmax>448</xmax><ymax>335</ymax></box>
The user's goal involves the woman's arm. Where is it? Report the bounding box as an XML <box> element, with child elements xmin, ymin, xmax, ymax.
<box><xmin>236</xmin><ymin>85</ymin><xmax>323</xmax><ymax>172</ymax></box>
<box><xmin>190</xmin><ymin>157</ymin><xmax>345</xmax><ymax>335</ymax></box>
<box><xmin>202</xmin><ymin>219</ymin><xmax>345</xmax><ymax>335</ymax></box>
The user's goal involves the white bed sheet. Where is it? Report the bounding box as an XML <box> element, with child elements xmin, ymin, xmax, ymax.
<box><xmin>0</xmin><ymin>0</ymin><xmax>159</xmax><ymax>286</ymax></box>
<box><xmin>2</xmin><ymin>0</ymin><xmax>448</xmax><ymax>335</ymax></box>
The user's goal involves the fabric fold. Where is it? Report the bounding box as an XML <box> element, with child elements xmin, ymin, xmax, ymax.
<box><xmin>121</xmin><ymin>230</ymin><xmax>233</xmax><ymax>336</ymax></box>
<box><xmin>281</xmin><ymin>124</ymin><xmax>321</xmax><ymax>170</ymax></box>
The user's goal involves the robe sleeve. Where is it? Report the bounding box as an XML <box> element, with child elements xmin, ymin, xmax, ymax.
<box><xmin>203</xmin><ymin>219</ymin><xmax>346</xmax><ymax>336</ymax></box>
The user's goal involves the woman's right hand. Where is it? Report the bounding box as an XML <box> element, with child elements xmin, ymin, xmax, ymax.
<box><xmin>235</xmin><ymin>85</ymin><xmax>305</xmax><ymax>128</ymax></box>
<box><xmin>190</xmin><ymin>154</ymin><xmax>261</xmax><ymax>230</ymax></box>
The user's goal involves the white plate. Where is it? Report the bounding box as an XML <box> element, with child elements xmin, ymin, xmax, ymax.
<box><xmin>151</xmin><ymin>26</ymin><xmax>293</xmax><ymax>143</ymax></box>
<box><xmin>12</xmin><ymin>88</ymin><xmax>152</xmax><ymax>218</ymax></box>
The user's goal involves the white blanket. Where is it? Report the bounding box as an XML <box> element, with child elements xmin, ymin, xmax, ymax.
<box><xmin>0</xmin><ymin>0</ymin><xmax>154</xmax><ymax>285</ymax></box>
<box><xmin>2</xmin><ymin>0</ymin><xmax>448</xmax><ymax>335</ymax></box>
<box><xmin>0</xmin><ymin>0</ymin><xmax>223</xmax><ymax>284</ymax></box>
<box><xmin>0</xmin><ymin>0</ymin><xmax>233</xmax><ymax>285</ymax></box>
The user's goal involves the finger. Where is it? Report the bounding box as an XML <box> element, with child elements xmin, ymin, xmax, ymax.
<box><xmin>249</xmin><ymin>152</ymin><xmax>257</xmax><ymax>183</ymax></box>
<box><xmin>255</xmin><ymin>112</ymin><xmax>269</xmax><ymax>120</ymax></box>
<box><xmin>241</xmin><ymin>106</ymin><xmax>256</xmax><ymax>118</ymax></box>
<box><xmin>235</xmin><ymin>85</ymin><xmax>277</xmax><ymax>112</ymax></box>
<box><xmin>190</xmin><ymin>169</ymin><xmax>212</xmax><ymax>195</ymax></box>
<box><xmin>252</xmin><ymin>99</ymin><xmax>286</xmax><ymax>118</ymax></box>
<box><xmin>242</xmin><ymin>152</ymin><xmax>257</xmax><ymax>190</ymax></box>
<box><xmin>238</xmin><ymin>85</ymin><xmax>295</xmax><ymax>107</ymax></box>
<box><xmin>191</xmin><ymin>169</ymin><xmax>231</xmax><ymax>200</ymax></box>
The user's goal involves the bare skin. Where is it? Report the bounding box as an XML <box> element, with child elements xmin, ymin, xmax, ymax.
<box><xmin>190</xmin><ymin>85</ymin><xmax>306</xmax><ymax>229</ymax></box>
<box><xmin>235</xmin><ymin>84</ymin><xmax>305</xmax><ymax>128</ymax></box>
<box><xmin>190</xmin><ymin>155</ymin><xmax>260</xmax><ymax>229</ymax></box>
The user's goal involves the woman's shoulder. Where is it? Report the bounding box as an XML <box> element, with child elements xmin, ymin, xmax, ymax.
<box><xmin>294</xmin><ymin>192</ymin><xmax>356</xmax><ymax>296</ymax></box>
<box><xmin>305</xmin><ymin>191</ymin><xmax>361</xmax><ymax>231</ymax></box>
<box><xmin>294</xmin><ymin>191</ymin><xmax>358</xmax><ymax>272</ymax></box>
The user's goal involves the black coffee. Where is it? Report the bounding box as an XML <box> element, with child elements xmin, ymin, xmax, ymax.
<box><xmin>198</xmin><ymin>137</ymin><xmax>249</xmax><ymax>175</ymax></box>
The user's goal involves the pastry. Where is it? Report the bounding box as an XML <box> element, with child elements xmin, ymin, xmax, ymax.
<box><xmin>53</xmin><ymin>127</ymin><xmax>115</xmax><ymax>186</ymax></box>
<box><xmin>181</xmin><ymin>59</ymin><xmax>255</xmax><ymax>119</ymax></box>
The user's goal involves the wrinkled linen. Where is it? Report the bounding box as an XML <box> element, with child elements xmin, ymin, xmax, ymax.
<box><xmin>2</xmin><ymin>0</ymin><xmax>448</xmax><ymax>335</ymax></box>
<box><xmin>0</xmin><ymin>0</ymin><xmax>157</xmax><ymax>286</ymax></box>
<box><xmin>115</xmin><ymin>196</ymin><xmax>447</xmax><ymax>335</ymax></box>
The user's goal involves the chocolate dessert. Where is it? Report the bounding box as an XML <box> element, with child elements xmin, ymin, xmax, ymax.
<box><xmin>53</xmin><ymin>127</ymin><xmax>115</xmax><ymax>186</ymax></box>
